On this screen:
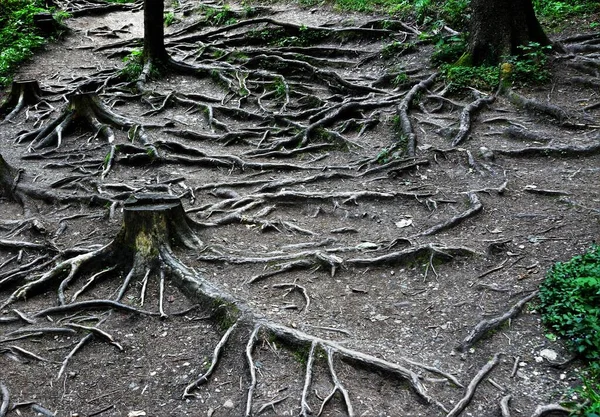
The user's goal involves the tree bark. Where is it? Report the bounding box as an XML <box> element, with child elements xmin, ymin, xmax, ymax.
<box><xmin>469</xmin><ymin>0</ymin><xmax>551</xmax><ymax>65</ymax></box>
<box><xmin>143</xmin><ymin>0</ymin><xmax>167</xmax><ymax>62</ymax></box>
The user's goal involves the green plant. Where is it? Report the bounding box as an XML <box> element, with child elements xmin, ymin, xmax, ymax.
<box><xmin>442</xmin><ymin>64</ymin><xmax>500</xmax><ymax>93</ymax></box>
<box><xmin>381</xmin><ymin>41</ymin><xmax>416</xmax><ymax>59</ymax></box>
<box><xmin>0</xmin><ymin>0</ymin><xmax>51</xmax><ymax>86</ymax></box>
<box><xmin>203</xmin><ymin>4</ymin><xmax>237</xmax><ymax>26</ymax></box>
<box><xmin>539</xmin><ymin>245</ymin><xmax>600</xmax><ymax>362</ymax></box>
<box><xmin>392</xmin><ymin>71</ymin><xmax>409</xmax><ymax>86</ymax></box>
<box><xmin>164</xmin><ymin>11</ymin><xmax>176</xmax><ymax>26</ymax></box>
<box><xmin>53</xmin><ymin>10</ymin><xmax>71</xmax><ymax>24</ymax></box>
<box><xmin>120</xmin><ymin>49</ymin><xmax>143</xmax><ymax>81</ymax></box>
<box><xmin>505</xmin><ymin>42</ymin><xmax>552</xmax><ymax>85</ymax></box>
<box><xmin>570</xmin><ymin>374</ymin><xmax>600</xmax><ymax>416</ymax></box>
<box><xmin>271</xmin><ymin>78</ymin><xmax>288</xmax><ymax>99</ymax></box>
<box><xmin>431</xmin><ymin>35</ymin><xmax>467</xmax><ymax>65</ymax></box>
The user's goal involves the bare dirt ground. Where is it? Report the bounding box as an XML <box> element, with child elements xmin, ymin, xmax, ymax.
<box><xmin>0</xmin><ymin>1</ymin><xmax>599</xmax><ymax>416</ymax></box>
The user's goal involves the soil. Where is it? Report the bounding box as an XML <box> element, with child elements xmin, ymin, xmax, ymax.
<box><xmin>0</xmin><ymin>1</ymin><xmax>599</xmax><ymax>417</ymax></box>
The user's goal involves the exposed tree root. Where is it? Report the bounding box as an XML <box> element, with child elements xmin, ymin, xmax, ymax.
<box><xmin>457</xmin><ymin>291</ymin><xmax>538</xmax><ymax>352</ymax></box>
<box><xmin>495</xmin><ymin>142</ymin><xmax>600</xmax><ymax>157</ymax></box>
<box><xmin>0</xmin><ymin>192</ymin><xmax>456</xmax><ymax>413</ymax></box>
<box><xmin>446</xmin><ymin>353</ymin><xmax>500</xmax><ymax>417</ymax></box>
<box><xmin>397</xmin><ymin>73</ymin><xmax>438</xmax><ymax>156</ymax></box>
<box><xmin>347</xmin><ymin>243</ymin><xmax>479</xmax><ymax>267</ymax></box>
<box><xmin>503</xmin><ymin>89</ymin><xmax>571</xmax><ymax>124</ymax></box>
<box><xmin>418</xmin><ymin>192</ymin><xmax>482</xmax><ymax>237</ymax></box>
<box><xmin>15</xmin><ymin>92</ymin><xmax>157</xmax><ymax>178</ymax></box>
<box><xmin>504</xmin><ymin>126</ymin><xmax>551</xmax><ymax>143</ymax></box>
<box><xmin>452</xmin><ymin>94</ymin><xmax>496</xmax><ymax>147</ymax></box>
<box><xmin>0</xmin><ymin>382</ymin><xmax>8</xmax><ymax>417</ymax></box>
<box><xmin>500</xmin><ymin>394</ymin><xmax>512</xmax><ymax>417</ymax></box>
<box><xmin>530</xmin><ymin>403</ymin><xmax>572</xmax><ymax>417</ymax></box>
<box><xmin>0</xmin><ymin>194</ymin><xmax>200</xmax><ymax>310</ymax></box>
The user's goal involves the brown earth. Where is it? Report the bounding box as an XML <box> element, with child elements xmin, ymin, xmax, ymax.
<box><xmin>0</xmin><ymin>1</ymin><xmax>599</xmax><ymax>417</ymax></box>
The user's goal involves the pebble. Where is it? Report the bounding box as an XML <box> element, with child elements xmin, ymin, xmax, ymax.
<box><xmin>223</xmin><ymin>399</ymin><xmax>234</xmax><ymax>409</ymax></box>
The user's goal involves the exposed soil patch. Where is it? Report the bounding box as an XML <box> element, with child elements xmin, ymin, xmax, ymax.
<box><xmin>0</xmin><ymin>1</ymin><xmax>599</xmax><ymax>416</ymax></box>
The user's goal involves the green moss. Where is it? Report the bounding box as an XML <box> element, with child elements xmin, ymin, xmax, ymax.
<box><xmin>213</xmin><ymin>299</ymin><xmax>241</xmax><ymax>331</ymax></box>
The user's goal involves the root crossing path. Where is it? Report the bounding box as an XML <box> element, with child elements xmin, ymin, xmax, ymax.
<box><xmin>0</xmin><ymin>1</ymin><xmax>599</xmax><ymax>416</ymax></box>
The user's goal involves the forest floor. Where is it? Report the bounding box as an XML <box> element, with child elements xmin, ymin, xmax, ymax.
<box><xmin>0</xmin><ymin>1</ymin><xmax>599</xmax><ymax>416</ymax></box>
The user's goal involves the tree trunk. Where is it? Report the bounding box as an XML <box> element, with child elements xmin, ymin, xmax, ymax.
<box><xmin>143</xmin><ymin>0</ymin><xmax>167</xmax><ymax>62</ymax></box>
<box><xmin>469</xmin><ymin>0</ymin><xmax>551</xmax><ymax>65</ymax></box>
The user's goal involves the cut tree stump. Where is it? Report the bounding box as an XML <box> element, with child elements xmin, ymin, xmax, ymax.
<box><xmin>0</xmin><ymin>80</ymin><xmax>43</xmax><ymax>122</ymax></box>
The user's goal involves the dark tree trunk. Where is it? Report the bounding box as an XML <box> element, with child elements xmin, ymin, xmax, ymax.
<box><xmin>143</xmin><ymin>0</ymin><xmax>167</xmax><ymax>62</ymax></box>
<box><xmin>469</xmin><ymin>0</ymin><xmax>551</xmax><ymax>65</ymax></box>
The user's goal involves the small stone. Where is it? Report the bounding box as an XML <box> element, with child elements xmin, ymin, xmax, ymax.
<box><xmin>540</xmin><ymin>348</ymin><xmax>558</xmax><ymax>361</ymax></box>
<box><xmin>223</xmin><ymin>399</ymin><xmax>234</xmax><ymax>409</ymax></box>
<box><xmin>535</xmin><ymin>356</ymin><xmax>544</xmax><ymax>363</ymax></box>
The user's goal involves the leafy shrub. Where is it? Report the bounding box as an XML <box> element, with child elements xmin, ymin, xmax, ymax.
<box><xmin>431</xmin><ymin>34</ymin><xmax>467</xmax><ymax>65</ymax></box>
<box><xmin>0</xmin><ymin>0</ymin><xmax>49</xmax><ymax>86</ymax></box>
<box><xmin>505</xmin><ymin>42</ymin><xmax>552</xmax><ymax>85</ymax></box>
<box><xmin>539</xmin><ymin>245</ymin><xmax>600</xmax><ymax>363</ymax></box>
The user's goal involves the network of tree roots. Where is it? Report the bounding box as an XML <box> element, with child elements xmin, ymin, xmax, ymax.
<box><xmin>0</xmin><ymin>0</ymin><xmax>599</xmax><ymax>416</ymax></box>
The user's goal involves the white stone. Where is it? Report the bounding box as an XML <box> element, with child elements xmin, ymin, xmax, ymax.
<box><xmin>540</xmin><ymin>348</ymin><xmax>558</xmax><ymax>361</ymax></box>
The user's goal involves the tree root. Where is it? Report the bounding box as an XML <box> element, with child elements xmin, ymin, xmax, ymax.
<box><xmin>15</xmin><ymin>93</ymin><xmax>157</xmax><ymax>178</ymax></box>
<box><xmin>500</xmin><ymin>394</ymin><xmax>512</xmax><ymax>417</ymax></box>
<box><xmin>0</xmin><ymin>192</ymin><xmax>464</xmax><ymax>414</ymax></box>
<box><xmin>0</xmin><ymin>194</ymin><xmax>200</xmax><ymax>310</ymax></box>
<box><xmin>418</xmin><ymin>192</ymin><xmax>482</xmax><ymax>237</ymax></box>
<box><xmin>347</xmin><ymin>243</ymin><xmax>479</xmax><ymax>267</ymax></box>
<box><xmin>495</xmin><ymin>142</ymin><xmax>600</xmax><ymax>157</ymax></box>
<box><xmin>530</xmin><ymin>403</ymin><xmax>572</xmax><ymax>417</ymax></box>
<box><xmin>504</xmin><ymin>126</ymin><xmax>551</xmax><ymax>143</ymax></box>
<box><xmin>0</xmin><ymin>382</ymin><xmax>8</xmax><ymax>417</ymax></box>
<box><xmin>446</xmin><ymin>353</ymin><xmax>501</xmax><ymax>417</ymax></box>
<box><xmin>452</xmin><ymin>94</ymin><xmax>496</xmax><ymax>147</ymax></box>
<box><xmin>457</xmin><ymin>291</ymin><xmax>538</xmax><ymax>352</ymax></box>
<box><xmin>503</xmin><ymin>89</ymin><xmax>571</xmax><ymax>124</ymax></box>
<box><xmin>397</xmin><ymin>73</ymin><xmax>438</xmax><ymax>156</ymax></box>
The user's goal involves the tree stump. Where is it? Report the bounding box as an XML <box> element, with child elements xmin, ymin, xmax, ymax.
<box><xmin>117</xmin><ymin>193</ymin><xmax>203</xmax><ymax>258</ymax></box>
<box><xmin>0</xmin><ymin>80</ymin><xmax>42</xmax><ymax>122</ymax></box>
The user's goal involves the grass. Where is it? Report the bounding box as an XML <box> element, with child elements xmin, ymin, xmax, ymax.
<box><xmin>0</xmin><ymin>0</ymin><xmax>51</xmax><ymax>87</ymax></box>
